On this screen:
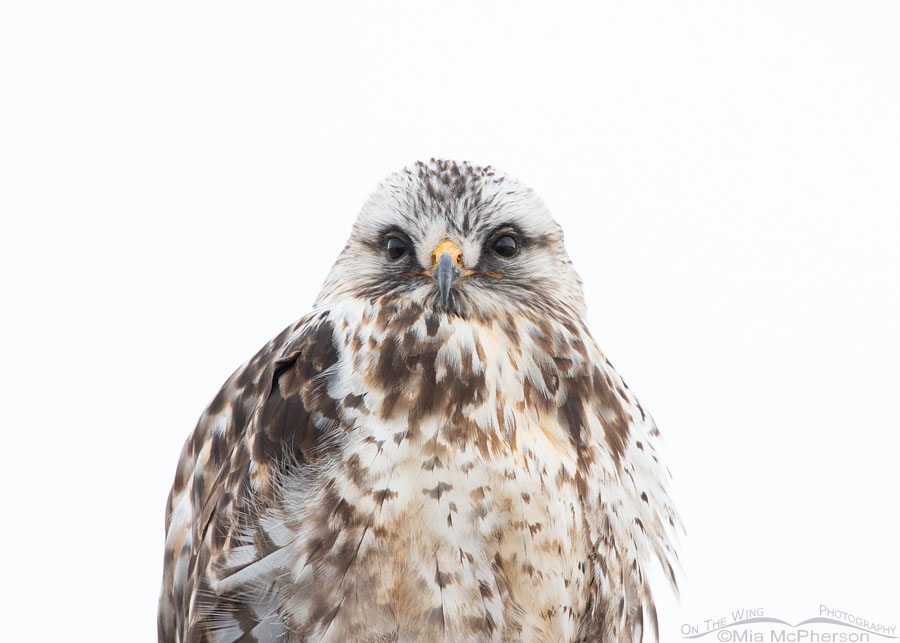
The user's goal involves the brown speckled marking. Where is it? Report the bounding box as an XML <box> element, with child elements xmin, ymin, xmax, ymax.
<box><xmin>158</xmin><ymin>160</ymin><xmax>681</xmax><ymax>643</ymax></box>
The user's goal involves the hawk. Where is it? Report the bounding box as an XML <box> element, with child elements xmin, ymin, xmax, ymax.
<box><xmin>158</xmin><ymin>160</ymin><xmax>681</xmax><ymax>643</ymax></box>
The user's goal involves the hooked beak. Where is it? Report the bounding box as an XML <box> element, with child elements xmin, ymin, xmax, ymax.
<box><xmin>431</xmin><ymin>239</ymin><xmax>466</xmax><ymax>305</ymax></box>
<box><xmin>433</xmin><ymin>252</ymin><xmax>461</xmax><ymax>305</ymax></box>
<box><xmin>401</xmin><ymin>238</ymin><xmax>502</xmax><ymax>306</ymax></box>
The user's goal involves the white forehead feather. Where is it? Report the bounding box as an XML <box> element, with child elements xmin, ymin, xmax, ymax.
<box><xmin>352</xmin><ymin>159</ymin><xmax>561</xmax><ymax>249</ymax></box>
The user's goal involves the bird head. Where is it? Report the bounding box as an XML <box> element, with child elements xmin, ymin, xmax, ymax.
<box><xmin>317</xmin><ymin>159</ymin><xmax>587</xmax><ymax>321</ymax></box>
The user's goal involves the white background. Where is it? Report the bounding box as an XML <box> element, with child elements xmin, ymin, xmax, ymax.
<box><xmin>1</xmin><ymin>1</ymin><xmax>898</xmax><ymax>639</ymax></box>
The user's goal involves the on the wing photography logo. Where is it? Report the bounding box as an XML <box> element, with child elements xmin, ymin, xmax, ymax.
<box><xmin>681</xmin><ymin>605</ymin><xmax>897</xmax><ymax>642</ymax></box>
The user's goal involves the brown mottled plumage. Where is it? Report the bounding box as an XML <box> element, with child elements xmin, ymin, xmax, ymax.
<box><xmin>158</xmin><ymin>160</ymin><xmax>681</xmax><ymax>642</ymax></box>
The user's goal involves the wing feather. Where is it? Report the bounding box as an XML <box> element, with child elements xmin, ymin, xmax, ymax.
<box><xmin>158</xmin><ymin>313</ymin><xmax>342</xmax><ymax>643</ymax></box>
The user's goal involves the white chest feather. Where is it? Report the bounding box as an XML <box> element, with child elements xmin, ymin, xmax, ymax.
<box><xmin>257</xmin><ymin>300</ymin><xmax>667</xmax><ymax>642</ymax></box>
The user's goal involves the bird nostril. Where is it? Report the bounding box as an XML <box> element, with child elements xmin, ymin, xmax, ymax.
<box><xmin>432</xmin><ymin>251</ymin><xmax>462</xmax><ymax>268</ymax></box>
<box><xmin>431</xmin><ymin>239</ymin><xmax>464</xmax><ymax>269</ymax></box>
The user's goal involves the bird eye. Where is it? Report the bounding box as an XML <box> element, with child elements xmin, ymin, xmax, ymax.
<box><xmin>386</xmin><ymin>236</ymin><xmax>408</xmax><ymax>261</ymax></box>
<box><xmin>491</xmin><ymin>233</ymin><xmax>518</xmax><ymax>258</ymax></box>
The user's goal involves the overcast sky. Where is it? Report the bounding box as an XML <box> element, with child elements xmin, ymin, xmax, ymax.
<box><xmin>1</xmin><ymin>1</ymin><xmax>898</xmax><ymax>639</ymax></box>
